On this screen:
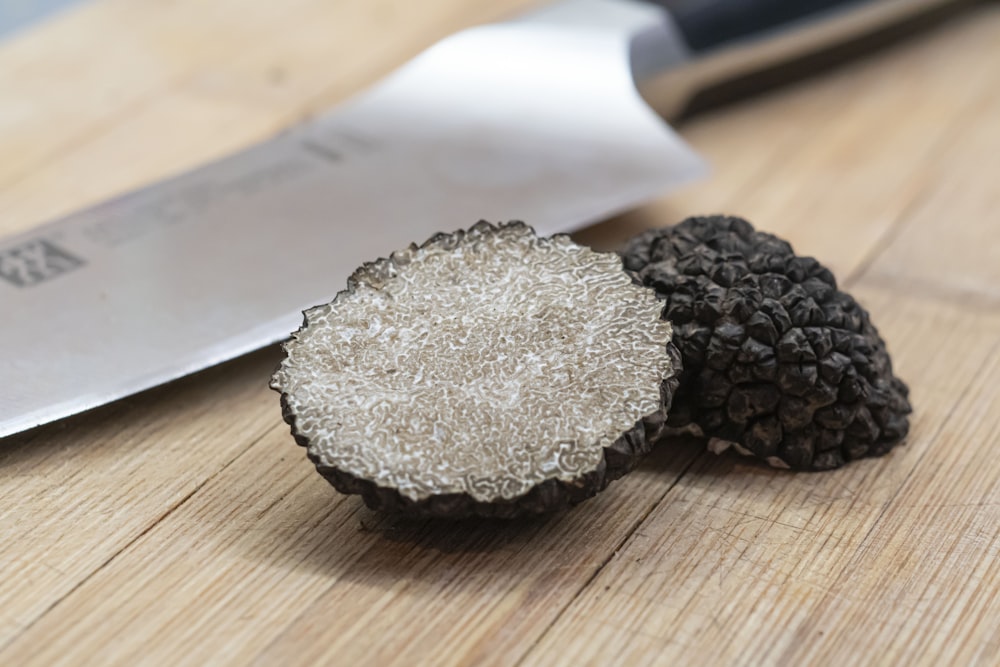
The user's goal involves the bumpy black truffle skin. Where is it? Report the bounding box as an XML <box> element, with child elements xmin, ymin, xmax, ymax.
<box><xmin>621</xmin><ymin>215</ymin><xmax>911</xmax><ymax>470</ymax></box>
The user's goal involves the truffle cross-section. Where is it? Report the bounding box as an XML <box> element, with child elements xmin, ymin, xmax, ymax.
<box><xmin>272</xmin><ymin>221</ymin><xmax>680</xmax><ymax>517</ymax></box>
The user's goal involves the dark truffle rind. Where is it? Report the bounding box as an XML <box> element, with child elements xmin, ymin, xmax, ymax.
<box><xmin>272</xmin><ymin>221</ymin><xmax>682</xmax><ymax>518</ymax></box>
<box><xmin>621</xmin><ymin>215</ymin><xmax>911</xmax><ymax>470</ymax></box>
<box><xmin>279</xmin><ymin>367</ymin><xmax>679</xmax><ymax>518</ymax></box>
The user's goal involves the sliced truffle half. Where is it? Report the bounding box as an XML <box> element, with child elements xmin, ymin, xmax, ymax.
<box><xmin>622</xmin><ymin>215</ymin><xmax>911</xmax><ymax>471</ymax></box>
<box><xmin>271</xmin><ymin>221</ymin><xmax>680</xmax><ymax>518</ymax></box>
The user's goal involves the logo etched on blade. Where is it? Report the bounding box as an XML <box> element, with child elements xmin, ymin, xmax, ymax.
<box><xmin>0</xmin><ymin>239</ymin><xmax>85</xmax><ymax>287</ymax></box>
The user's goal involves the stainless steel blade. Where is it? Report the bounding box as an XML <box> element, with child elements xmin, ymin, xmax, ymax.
<box><xmin>0</xmin><ymin>12</ymin><xmax>705</xmax><ymax>438</ymax></box>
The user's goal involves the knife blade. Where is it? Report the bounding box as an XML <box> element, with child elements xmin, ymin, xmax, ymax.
<box><xmin>0</xmin><ymin>0</ymin><xmax>959</xmax><ymax>438</ymax></box>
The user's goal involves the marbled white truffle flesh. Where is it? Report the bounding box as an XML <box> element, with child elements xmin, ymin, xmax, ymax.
<box><xmin>622</xmin><ymin>215</ymin><xmax>911</xmax><ymax>470</ymax></box>
<box><xmin>272</xmin><ymin>221</ymin><xmax>681</xmax><ymax>517</ymax></box>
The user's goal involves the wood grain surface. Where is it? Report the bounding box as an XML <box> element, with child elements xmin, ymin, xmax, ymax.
<box><xmin>2</xmin><ymin>1</ymin><xmax>999</xmax><ymax>665</ymax></box>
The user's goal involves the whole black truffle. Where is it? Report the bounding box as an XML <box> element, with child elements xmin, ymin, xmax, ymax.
<box><xmin>272</xmin><ymin>221</ymin><xmax>682</xmax><ymax>518</ymax></box>
<box><xmin>621</xmin><ymin>215</ymin><xmax>911</xmax><ymax>470</ymax></box>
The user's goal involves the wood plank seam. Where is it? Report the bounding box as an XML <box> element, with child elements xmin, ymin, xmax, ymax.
<box><xmin>839</xmin><ymin>335</ymin><xmax>991</xmax><ymax>548</ymax></box>
<box><xmin>843</xmin><ymin>187</ymin><xmax>939</xmax><ymax>288</ymax></box>
<box><xmin>841</xmin><ymin>87</ymin><xmax>993</xmax><ymax>291</ymax></box>
<box><xmin>510</xmin><ymin>451</ymin><xmax>707</xmax><ymax>667</ymax></box>
<box><xmin>236</xmin><ymin>447</ymin><xmax>709</xmax><ymax>666</ymax></box>
<box><xmin>0</xmin><ymin>419</ymin><xmax>284</xmax><ymax>653</ymax></box>
<box><xmin>861</xmin><ymin>273</ymin><xmax>1000</xmax><ymax>313</ymax></box>
<box><xmin>513</xmin><ymin>285</ymin><xmax>993</xmax><ymax>665</ymax></box>
<box><xmin>773</xmin><ymin>334</ymin><xmax>1000</xmax><ymax>665</ymax></box>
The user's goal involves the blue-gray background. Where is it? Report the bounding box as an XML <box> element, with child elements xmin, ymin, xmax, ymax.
<box><xmin>0</xmin><ymin>0</ymin><xmax>81</xmax><ymax>38</ymax></box>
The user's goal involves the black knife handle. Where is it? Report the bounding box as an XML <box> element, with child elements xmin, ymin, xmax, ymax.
<box><xmin>514</xmin><ymin>0</ymin><xmax>965</xmax><ymax>117</ymax></box>
<box><xmin>650</xmin><ymin>0</ymin><xmax>869</xmax><ymax>52</ymax></box>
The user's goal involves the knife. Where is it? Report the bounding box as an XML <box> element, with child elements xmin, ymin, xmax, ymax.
<box><xmin>0</xmin><ymin>0</ymin><xmax>960</xmax><ymax>439</ymax></box>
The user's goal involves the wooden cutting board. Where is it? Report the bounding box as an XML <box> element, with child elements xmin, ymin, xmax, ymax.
<box><xmin>2</xmin><ymin>1</ymin><xmax>999</xmax><ymax>664</ymax></box>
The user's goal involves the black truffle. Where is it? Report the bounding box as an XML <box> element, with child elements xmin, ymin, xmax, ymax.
<box><xmin>272</xmin><ymin>221</ymin><xmax>682</xmax><ymax>517</ymax></box>
<box><xmin>621</xmin><ymin>215</ymin><xmax>911</xmax><ymax>470</ymax></box>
